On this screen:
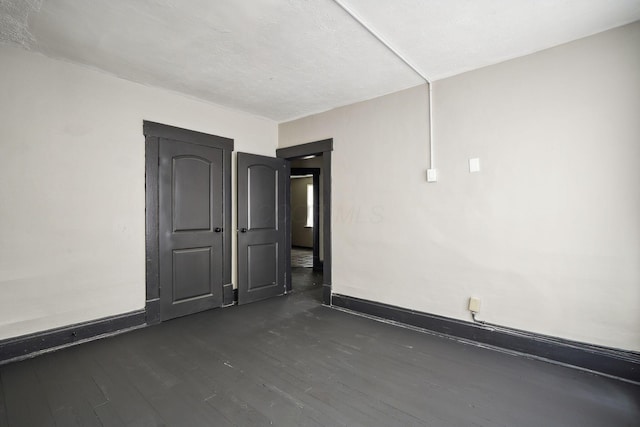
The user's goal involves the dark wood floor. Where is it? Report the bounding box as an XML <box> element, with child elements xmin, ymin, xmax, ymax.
<box><xmin>1</xmin><ymin>268</ymin><xmax>638</xmax><ymax>426</ymax></box>
<box><xmin>291</xmin><ymin>247</ymin><xmax>313</xmax><ymax>268</ymax></box>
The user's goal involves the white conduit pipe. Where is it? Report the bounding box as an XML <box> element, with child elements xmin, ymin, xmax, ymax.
<box><xmin>332</xmin><ymin>0</ymin><xmax>436</xmax><ymax>172</ymax></box>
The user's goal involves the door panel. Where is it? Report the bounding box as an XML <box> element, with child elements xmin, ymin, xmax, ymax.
<box><xmin>248</xmin><ymin>165</ymin><xmax>277</xmax><ymax>230</ymax></box>
<box><xmin>159</xmin><ymin>139</ymin><xmax>223</xmax><ymax>319</ymax></box>
<box><xmin>172</xmin><ymin>247</ymin><xmax>211</xmax><ymax>301</ymax></box>
<box><xmin>237</xmin><ymin>152</ymin><xmax>288</xmax><ymax>304</ymax></box>
<box><xmin>172</xmin><ymin>157</ymin><xmax>212</xmax><ymax>231</ymax></box>
<box><xmin>248</xmin><ymin>243</ymin><xmax>277</xmax><ymax>290</ymax></box>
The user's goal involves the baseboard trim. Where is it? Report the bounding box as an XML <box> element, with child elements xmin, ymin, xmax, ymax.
<box><xmin>145</xmin><ymin>298</ymin><xmax>160</xmax><ymax>325</ymax></box>
<box><xmin>331</xmin><ymin>294</ymin><xmax>640</xmax><ymax>383</ymax></box>
<box><xmin>322</xmin><ymin>284</ymin><xmax>332</xmax><ymax>306</ymax></box>
<box><xmin>0</xmin><ymin>310</ymin><xmax>146</xmax><ymax>365</ymax></box>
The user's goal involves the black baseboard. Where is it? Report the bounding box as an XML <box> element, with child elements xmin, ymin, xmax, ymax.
<box><xmin>331</xmin><ymin>294</ymin><xmax>640</xmax><ymax>383</ymax></box>
<box><xmin>145</xmin><ymin>298</ymin><xmax>161</xmax><ymax>325</ymax></box>
<box><xmin>322</xmin><ymin>284</ymin><xmax>332</xmax><ymax>306</ymax></box>
<box><xmin>0</xmin><ymin>310</ymin><xmax>146</xmax><ymax>365</ymax></box>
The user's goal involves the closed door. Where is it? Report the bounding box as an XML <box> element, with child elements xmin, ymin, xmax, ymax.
<box><xmin>237</xmin><ymin>152</ymin><xmax>288</xmax><ymax>304</ymax></box>
<box><xmin>159</xmin><ymin>138</ymin><xmax>224</xmax><ymax>319</ymax></box>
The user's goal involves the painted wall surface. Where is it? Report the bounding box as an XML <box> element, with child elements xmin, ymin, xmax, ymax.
<box><xmin>279</xmin><ymin>22</ymin><xmax>640</xmax><ymax>351</ymax></box>
<box><xmin>291</xmin><ymin>177</ymin><xmax>313</xmax><ymax>247</ymax></box>
<box><xmin>0</xmin><ymin>45</ymin><xmax>277</xmax><ymax>340</ymax></box>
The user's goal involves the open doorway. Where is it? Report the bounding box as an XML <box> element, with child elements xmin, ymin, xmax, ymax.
<box><xmin>290</xmin><ymin>165</ymin><xmax>320</xmax><ymax>271</ymax></box>
<box><xmin>290</xmin><ymin>161</ymin><xmax>322</xmax><ymax>299</ymax></box>
<box><xmin>276</xmin><ymin>139</ymin><xmax>332</xmax><ymax>305</ymax></box>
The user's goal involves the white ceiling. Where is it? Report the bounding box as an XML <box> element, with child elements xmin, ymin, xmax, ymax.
<box><xmin>1</xmin><ymin>0</ymin><xmax>639</xmax><ymax>121</ymax></box>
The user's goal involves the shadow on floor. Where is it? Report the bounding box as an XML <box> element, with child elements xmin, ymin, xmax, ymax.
<box><xmin>291</xmin><ymin>267</ymin><xmax>323</xmax><ymax>303</ymax></box>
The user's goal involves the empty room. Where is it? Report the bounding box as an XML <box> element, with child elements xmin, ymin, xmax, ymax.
<box><xmin>1</xmin><ymin>1</ymin><xmax>639</xmax><ymax>426</ymax></box>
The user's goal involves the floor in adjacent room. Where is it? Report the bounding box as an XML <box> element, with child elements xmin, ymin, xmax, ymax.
<box><xmin>0</xmin><ymin>268</ymin><xmax>638</xmax><ymax>426</ymax></box>
<box><xmin>291</xmin><ymin>247</ymin><xmax>313</xmax><ymax>268</ymax></box>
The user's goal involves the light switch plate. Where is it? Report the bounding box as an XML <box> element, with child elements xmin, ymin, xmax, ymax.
<box><xmin>427</xmin><ymin>168</ymin><xmax>438</xmax><ymax>182</ymax></box>
<box><xmin>469</xmin><ymin>158</ymin><xmax>480</xmax><ymax>173</ymax></box>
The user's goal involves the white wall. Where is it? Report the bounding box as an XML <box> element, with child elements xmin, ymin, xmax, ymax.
<box><xmin>279</xmin><ymin>22</ymin><xmax>640</xmax><ymax>351</ymax></box>
<box><xmin>0</xmin><ymin>45</ymin><xmax>277</xmax><ymax>340</ymax></box>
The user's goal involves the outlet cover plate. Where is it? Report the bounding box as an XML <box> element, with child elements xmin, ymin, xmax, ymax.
<box><xmin>468</xmin><ymin>297</ymin><xmax>481</xmax><ymax>312</ymax></box>
<box><xmin>469</xmin><ymin>158</ymin><xmax>480</xmax><ymax>173</ymax></box>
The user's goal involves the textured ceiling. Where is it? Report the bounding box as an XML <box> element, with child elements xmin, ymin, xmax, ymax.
<box><xmin>1</xmin><ymin>0</ymin><xmax>639</xmax><ymax>121</ymax></box>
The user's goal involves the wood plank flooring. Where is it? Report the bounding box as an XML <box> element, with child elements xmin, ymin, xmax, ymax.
<box><xmin>1</xmin><ymin>268</ymin><xmax>638</xmax><ymax>426</ymax></box>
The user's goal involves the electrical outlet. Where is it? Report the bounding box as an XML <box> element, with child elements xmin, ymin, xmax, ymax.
<box><xmin>468</xmin><ymin>297</ymin><xmax>481</xmax><ymax>313</ymax></box>
<box><xmin>469</xmin><ymin>158</ymin><xmax>480</xmax><ymax>173</ymax></box>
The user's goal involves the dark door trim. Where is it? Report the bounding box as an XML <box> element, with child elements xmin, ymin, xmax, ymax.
<box><xmin>144</xmin><ymin>121</ymin><xmax>233</xmax><ymax>324</ymax></box>
<box><xmin>291</xmin><ymin>168</ymin><xmax>321</xmax><ymax>271</ymax></box>
<box><xmin>276</xmin><ymin>139</ymin><xmax>333</xmax><ymax>305</ymax></box>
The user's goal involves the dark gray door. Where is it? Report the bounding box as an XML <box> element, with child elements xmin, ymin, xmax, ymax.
<box><xmin>237</xmin><ymin>152</ymin><xmax>288</xmax><ymax>304</ymax></box>
<box><xmin>159</xmin><ymin>138</ymin><xmax>224</xmax><ymax>319</ymax></box>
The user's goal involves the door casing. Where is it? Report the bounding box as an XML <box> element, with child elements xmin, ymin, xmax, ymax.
<box><xmin>276</xmin><ymin>139</ymin><xmax>333</xmax><ymax>305</ymax></box>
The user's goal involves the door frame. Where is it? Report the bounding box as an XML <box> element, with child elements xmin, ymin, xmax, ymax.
<box><xmin>276</xmin><ymin>139</ymin><xmax>333</xmax><ymax>305</ymax></box>
<box><xmin>144</xmin><ymin>121</ymin><xmax>234</xmax><ymax>324</ymax></box>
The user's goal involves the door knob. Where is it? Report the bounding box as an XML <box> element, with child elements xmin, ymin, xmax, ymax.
<box><xmin>214</xmin><ymin>227</ymin><xmax>222</xmax><ymax>233</ymax></box>
<box><xmin>240</xmin><ymin>228</ymin><xmax>248</xmax><ymax>233</ymax></box>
